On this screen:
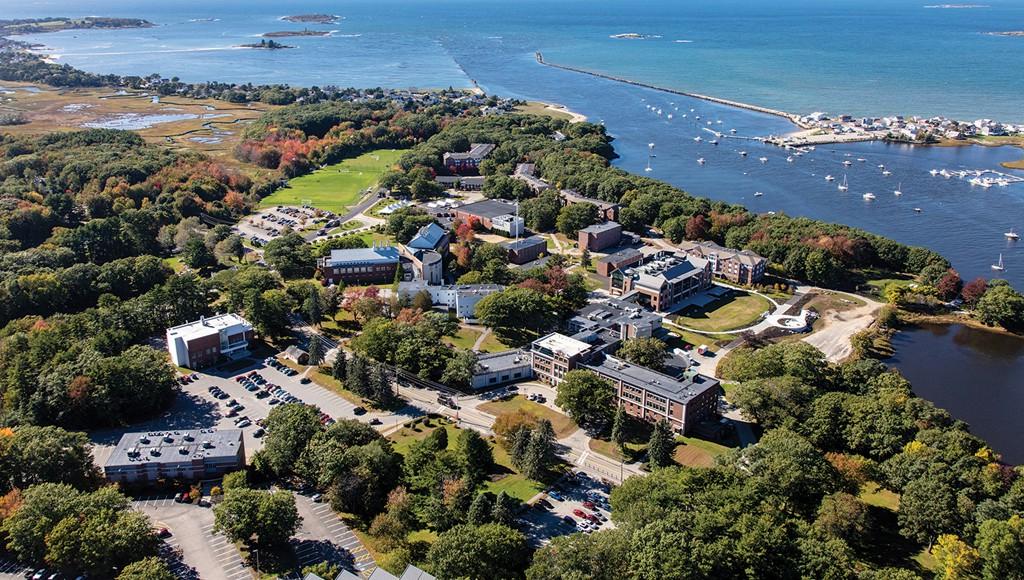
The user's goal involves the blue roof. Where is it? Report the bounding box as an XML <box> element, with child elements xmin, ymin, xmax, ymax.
<box><xmin>407</xmin><ymin>222</ymin><xmax>447</xmax><ymax>250</ymax></box>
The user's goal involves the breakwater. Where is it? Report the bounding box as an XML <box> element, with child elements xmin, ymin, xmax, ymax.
<box><xmin>534</xmin><ymin>52</ymin><xmax>807</xmax><ymax>128</ymax></box>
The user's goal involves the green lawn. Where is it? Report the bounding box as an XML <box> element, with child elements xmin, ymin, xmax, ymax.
<box><xmin>859</xmin><ymin>481</ymin><xmax>900</xmax><ymax>511</ymax></box>
<box><xmin>444</xmin><ymin>327</ymin><xmax>509</xmax><ymax>353</ymax></box>
<box><xmin>259</xmin><ymin>149</ymin><xmax>406</xmax><ymax>212</ymax></box>
<box><xmin>662</xmin><ymin>325</ymin><xmax>734</xmax><ymax>352</ymax></box>
<box><xmin>673</xmin><ymin>436</ymin><xmax>732</xmax><ymax>468</ymax></box>
<box><xmin>388</xmin><ymin>418</ymin><xmax>464</xmax><ymax>457</ymax></box>
<box><xmin>675</xmin><ymin>292</ymin><xmax>771</xmax><ymax>333</ymax></box>
<box><xmin>478</xmin><ymin>396</ymin><xmax>577</xmax><ymax>438</ymax></box>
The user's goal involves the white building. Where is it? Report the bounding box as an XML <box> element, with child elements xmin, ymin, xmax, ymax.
<box><xmin>166</xmin><ymin>313</ymin><xmax>254</xmax><ymax>369</ymax></box>
<box><xmin>399</xmin><ymin>282</ymin><xmax>504</xmax><ymax>320</ymax></box>
<box><xmin>491</xmin><ymin>214</ymin><xmax>525</xmax><ymax>237</ymax></box>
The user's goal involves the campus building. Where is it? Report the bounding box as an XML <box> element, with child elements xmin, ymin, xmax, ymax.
<box><xmin>398</xmin><ymin>281</ymin><xmax>503</xmax><ymax>320</ymax></box>
<box><xmin>103</xmin><ymin>429</ymin><xmax>245</xmax><ymax>484</ymax></box>
<box><xmin>317</xmin><ymin>244</ymin><xmax>401</xmax><ymax>285</ymax></box>
<box><xmin>582</xmin><ymin>356</ymin><xmax>720</xmax><ymax>434</ymax></box>
<box><xmin>676</xmin><ymin>240</ymin><xmax>768</xmax><ymax>285</ymax></box>
<box><xmin>166</xmin><ymin>313</ymin><xmax>254</xmax><ymax>369</ymax></box>
<box><xmin>595</xmin><ymin>248</ymin><xmax>644</xmax><ymax>277</ymax></box>
<box><xmin>442</xmin><ymin>143</ymin><xmax>495</xmax><ymax>173</ymax></box>
<box><xmin>578</xmin><ymin>221</ymin><xmax>622</xmax><ymax>252</ymax></box>
<box><xmin>530</xmin><ymin>332</ymin><xmax>596</xmax><ymax>385</ymax></box>
<box><xmin>453</xmin><ymin>199</ymin><xmax>524</xmax><ymax>236</ymax></box>
<box><xmin>405</xmin><ymin>222</ymin><xmax>450</xmax><ymax>255</ymax></box>
<box><xmin>560</xmin><ymin>189</ymin><xmax>620</xmax><ymax>222</ymax></box>
<box><xmin>610</xmin><ymin>251</ymin><xmax>712</xmax><ymax>312</ymax></box>
<box><xmin>471</xmin><ymin>350</ymin><xmax>534</xmax><ymax>390</ymax></box>
<box><xmin>504</xmin><ymin>236</ymin><xmax>547</xmax><ymax>265</ymax></box>
<box><xmin>567</xmin><ymin>298</ymin><xmax>662</xmax><ymax>342</ymax></box>
<box><xmin>434</xmin><ymin>175</ymin><xmax>485</xmax><ymax>191</ymax></box>
<box><xmin>512</xmin><ymin>163</ymin><xmax>552</xmax><ymax>193</ymax></box>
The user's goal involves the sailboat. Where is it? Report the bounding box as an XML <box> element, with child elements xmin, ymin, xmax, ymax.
<box><xmin>992</xmin><ymin>254</ymin><xmax>1006</xmax><ymax>271</ymax></box>
<box><xmin>862</xmin><ymin>192</ymin><xmax>876</xmax><ymax>201</ymax></box>
<box><xmin>1006</xmin><ymin>228</ymin><xmax>1020</xmax><ymax>240</ymax></box>
<box><xmin>824</xmin><ymin>175</ymin><xmax>835</xmax><ymax>182</ymax></box>
<box><xmin>697</xmin><ymin>157</ymin><xmax>706</xmax><ymax>165</ymax></box>
<box><xmin>838</xmin><ymin>175</ymin><xmax>849</xmax><ymax>192</ymax></box>
<box><xmin>753</xmin><ymin>191</ymin><xmax>764</xmax><ymax>197</ymax></box>
<box><xmin>894</xmin><ymin>182</ymin><xmax>903</xmax><ymax>196</ymax></box>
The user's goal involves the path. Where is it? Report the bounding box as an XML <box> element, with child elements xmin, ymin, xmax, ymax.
<box><xmin>802</xmin><ymin>290</ymin><xmax>883</xmax><ymax>361</ymax></box>
<box><xmin>472</xmin><ymin>327</ymin><xmax>493</xmax><ymax>351</ymax></box>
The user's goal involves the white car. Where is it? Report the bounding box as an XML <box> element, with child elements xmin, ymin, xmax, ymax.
<box><xmin>236</xmin><ymin>419</ymin><xmax>251</xmax><ymax>428</ymax></box>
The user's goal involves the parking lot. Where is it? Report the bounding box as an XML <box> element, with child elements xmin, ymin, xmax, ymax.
<box><xmin>292</xmin><ymin>493</ymin><xmax>375</xmax><ymax>575</ymax></box>
<box><xmin>135</xmin><ymin>501</ymin><xmax>249</xmax><ymax>580</ymax></box>
<box><xmin>518</xmin><ymin>471</ymin><xmax>615</xmax><ymax>546</ymax></box>
<box><xmin>0</xmin><ymin>558</ymin><xmax>30</xmax><ymax>580</ymax></box>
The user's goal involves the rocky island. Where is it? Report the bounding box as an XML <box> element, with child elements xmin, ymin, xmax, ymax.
<box><xmin>987</xmin><ymin>30</ymin><xmax>1024</xmax><ymax>37</ymax></box>
<box><xmin>237</xmin><ymin>39</ymin><xmax>293</xmax><ymax>50</ymax></box>
<box><xmin>281</xmin><ymin>14</ymin><xmax>341</xmax><ymax>24</ymax></box>
<box><xmin>262</xmin><ymin>29</ymin><xmax>331</xmax><ymax>38</ymax></box>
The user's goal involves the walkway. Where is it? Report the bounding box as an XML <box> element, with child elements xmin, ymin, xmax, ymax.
<box><xmin>802</xmin><ymin>289</ymin><xmax>883</xmax><ymax>362</ymax></box>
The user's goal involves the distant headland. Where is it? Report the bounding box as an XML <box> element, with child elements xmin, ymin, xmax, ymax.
<box><xmin>280</xmin><ymin>14</ymin><xmax>341</xmax><ymax>24</ymax></box>
<box><xmin>0</xmin><ymin>17</ymin><xmax>153</xmax><ymax>36</ymax></box>
<box><xmin>262</xmin><ymin>29</ymin><xmax>331</xmax><ymax>38</ymax></box>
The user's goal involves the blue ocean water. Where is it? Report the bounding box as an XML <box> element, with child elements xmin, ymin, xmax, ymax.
<box><xmin>10</xmin><ymin>0</ymin><xmax>1024</xmax><ymax>286</ymax></box>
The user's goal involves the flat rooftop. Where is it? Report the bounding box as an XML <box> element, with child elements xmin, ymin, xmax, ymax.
<box><xmin>584</xmin><ymin>356</ymin><xmax>720</xmax><ymax>404</ymax></box>
<box><xmin>597</xmin><ymin>248</ymin><xmax>642</xmax><ymax>264</ymax></box>
<box><xmin>456</xmin><ymin>199</ymin><xmax>519</xmax><ymax>220</ymax></box>
<box><xmin>167</xmin><ymin>313</ymin><xmax>250</xmax><ymax>342</ymax></box>
<box><xmin>475</xmin><ymin>349</ymin><xmax>531</xmax><ymax>373</ymax></box>
<box><xmin>579</xmin><ymin>221</ymin><xmax>621</xmax><ymax>235</ymax></box>
<box><xmin>572</xmin><ymin>298</ymin><xmax>662</xmax><ymax>332</ymax></box>
<box><xmin>504</xmin><ymin>236</ymin><xmax>546</xmax><ymax>251</ymax></box>
<box><xmin>324</xmin><ymin>246</ymin><xmax>400</xmax><ymax>266</ymax></box>
<box><xmin>106</xmin><ymin>429</ymin><xmax>243</xmax><ymax>468</ymax></box>
<box><xmin>532</xmin><ymin>332</ymin><xmax>593</xmax><ymax>358</ymax></box>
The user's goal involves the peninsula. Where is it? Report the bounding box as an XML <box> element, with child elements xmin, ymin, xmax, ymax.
<box><xmin>281</xmin><ymin>14</ymin><xmax>340</xmax><ymax>24</ymax></box>
<box><xmin>0</xmin><ymin>17</ymin><xmax>153</xmax><ymax>36</ymax></box>
<box><xmin>262</xmin><ymin>29</ymin><xmax>331</xmax><ymax>38</ymax></box>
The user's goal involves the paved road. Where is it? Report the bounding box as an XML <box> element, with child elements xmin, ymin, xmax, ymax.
<box><xmin>136</xmin><ymin>501</ymin><xmax>249</xmax><ymax>580</ymax></box>
<box><xmin>293</xmin><ymin>494</ymin><xmax>375</xmax><ymax>575</ymax></box>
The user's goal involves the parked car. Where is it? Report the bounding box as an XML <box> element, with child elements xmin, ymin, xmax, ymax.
<box><xmin>254</xmin><ymin>427</ymin><xmax>265</xmax><ymax>438</ymax></box>
<box><xmin>353</xmin><ymin>406</ymin><xmax>366</xmax><ymax>416</ymax></box>
<box><xmin>311</xmin><ymin>493</ymin><xmax>323</xmax><ymax>503</ymax></box>
<box><xmin>572</xmin><ymin>509</ymin><xmax>586</xmax><ymax>518</ymax></box>
<box><xmin>547</xmin><ymin>491</ymin><xmax>563</xmax><ymax>501</ymax></box>
<box><xmin>370</xmin><ymin>418</ymin><xmax>382</xmax><ymax>425</ymax></box>
<box><xmin>236</xmin><ymin>419</ymin><xmax>251</xmax><ymax>428</ymax></box>
<box><xmin>156</xmin><ymin>527</ymin><xmax>172</xmax><ymax>538</ymax></box>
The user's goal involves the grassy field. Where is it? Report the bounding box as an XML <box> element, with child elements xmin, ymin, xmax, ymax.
<box><xmin>673</xmin><ymin>436</ymin><xmax>732</xmax><ymax>468</ymax></box>
<box><xmin>675</xmin><ymin>292</ymin><xmax>771</xmax><ymax>333</ymax></box>
<box><xmin>478</xmin><ymin>396</ymin><xmax>577</xmax><ymax>438</ymax></box>
<box><xmin>443</xmin><ymin>327</ymin><xmax>509</xmax><ymax>353</ymax></box>
<box><xmin>259</xmin><ymin>149</ymin><xmax>406</xmax><ymax>212</ymax></box>
<box><xmin>662</xmin><ymin>324</ymin><xmax>735</xmax><ymax>352</ymax></box>
<box><xmin>514</xmin><ymin>101</ymin><xmax>576</xmax><ymax>121</ymax></box>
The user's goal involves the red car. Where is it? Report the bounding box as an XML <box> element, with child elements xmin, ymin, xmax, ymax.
<box><xmin>572</xmin><ymin>509</ymin><xmax>586</xmax><ymax>518</ymax></box>
<box><xmin>582</xmin><ymin>501</ymin><xmax>595</xmax><ymax>510</ymax></box>
<box><xmin>585</xmin><ymin>513</ymin><xmax>600</xmax><ymax>522</ymax></box>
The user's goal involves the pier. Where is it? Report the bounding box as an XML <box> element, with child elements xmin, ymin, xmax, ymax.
<box><xmin>535</xmin><ymin>52</ymin><xmax>808</xmax><ymax>127</ymax></box>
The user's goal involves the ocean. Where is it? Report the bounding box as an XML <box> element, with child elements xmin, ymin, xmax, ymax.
<box><xmin>10</xmin><ymin>0</ymin><xmax>1024</xmax><ymax>286</ymax></box>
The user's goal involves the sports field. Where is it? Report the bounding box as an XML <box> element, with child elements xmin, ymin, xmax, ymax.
<box><xmin>259</xmin><ymin>149</ymin><xmax>406</xmax><ymax>212</ymax></box>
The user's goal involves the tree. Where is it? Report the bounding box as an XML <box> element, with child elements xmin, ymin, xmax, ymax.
<box><xmin>181</xmin><ymin>236</ymin><xmax>216</xmax><ymax>269</ymax></box>
<box><xmin>468</xmin><ymin>491</ymin><xmax>496</xmax><ymax>525</ymax></box>
<box><xmin>441</xmin><ymin>350</ymin><xmax>478</xmax><ymax>390</ymax></box>
<box><xmin>426</xmin><ymin>523</ymin><xmax>528</xmax><ymax>580</ymax></box>
<box><xmin>814</xmin><ymin>492</ymin><xmax>869</xmax><ymax>543</ymax></box>
<box><xmin>308</xmin><ymin>334</ymin><xmax>324</xmax><ymax>366</ymax></box>
<box><xmin>245</xmin><ymin>288</ymin><xmax>296</xmax><ymax>338</ymax></box>
<box><xmin>685</xmin><ymin>214</ymin><xmax>710</xmax><ymax>240</ymax></box>
<box><xmin>458</xmin><ymin>429</ymin><xmax>493</xmax><ymax>487</ymax></box>
<box><xmin>0</xmin><ymin>426</ymin><xmax>99</xmax><ymax>494</ymax></box>
<box><xmin>556</xmin><ymin>202</ymin><xmax>598</xmax><ymax>236</ymax></box>
<box><xmin>475</xmin><ymin>287</ymin><xmax>555</xmax><ymax>345</ymax></box>
<box><xmin>214</xmin><ymin>488</ymin><xmax>300</xmax><ymax>547</ymax></box>
<box><xmin>610</xmin><ymin>405</ymin><xmax>628</xmax><ymax>452</ymax></box>
<box><xmin>647</xmin><ymin>419</ymin><xmax>674</xmax><ymax>469</ymax></box>
<box><xmin>930</xmin><ymin>534</ymin><xmax>980</xmax><ymax>580</ymax></box>
<box><xmin>412</xmin><ymin>289</ymin><xmax>434</xmax><ymax>312</ymax></box>
<box><xmin>555</xmin><ymin>370</ymin><xmax>615</xmax><ymax>430</ymax></box>
<box><xmin>304</xmin><ymin>286</ymin><xmax>323</xmax><ymax>326</ymax></box>
<box><xmin>975</xmin><ymin>285</ymin><xmax>1024</xmax><ymax>330</ymax></box>
<box><xmin>898</xmin><ymin>475</ymin><xmax>961</xmax><ymax>546</ymax></box>
<box><xmin>527</xmin><ymin>528</ymin><xmax>632</xmax><ymax>580</ymax></box>
<box><xmin>731</xmin><ymin>375</ymin><xmax>819</xmax><ymax>429</ymax></box>
<box><xmin>264</xmin><ymin>232</ymin><xmax>313</xmax><ymax>278</ymax></box>
<box><xmin>332</xmin><ymin>348</ymin><xmax>347</xmax><ymax>381</ymax></box>
<box><xmin>491</xmin><ymin>492</ymin><xmax>518</xmax><ymax>526</ymax></box>
<box><xmin>214</xmin><ymin>234</ymin><xmax>244</xmax><ymax>264</ymax></box>
<box><xmin>117</xmin><ymin>557</ymin><xmax>175</xmax><ymax>580</ymax></box>
<box><xmin>521</xmin><ymin>190</ymin><xmax>562</xmax><ymax>232</ymax></box>
<box><xmin>580</xmin><ymin>248</ymin><xmax>591</xmax><ymax>269</ymax></box>
<box><xmin>515</xmin><ymin>419</ymin><xmax>556</xmax><ymax>480</ymax></box>
<box><xmin>302</xmin><ymin>563</ymin><xmax>341</xmax><ymax>580</ymax></box>
<box><xmin>962</xmin><ymin>277</ymin><xmax>988</xmax><ymax>305</ymax></box>
<box><xmin>976</xmin><ymin>515</ymin><xmax>1024</xmax><ymax>580</ymax></box>
<box><xmin>616</xmin><ymin>337</ymin><xmax>669</xmax><ymax>371</ymax></box>
<box><xmin>386</xmin><ymin>208</ymin><xmax>435</xmax><ymax>243</ymax></box>
<box><xmin>935</xmin><ymin>269</ymin><xmax>963</xmax><ymax>301</ymax></box>
<box><xmin>259</xmin><ymin>403</ymin><xmax>323</xmax><ymax>476</ymax></box>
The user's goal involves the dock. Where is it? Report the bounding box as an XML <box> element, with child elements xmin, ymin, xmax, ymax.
<box><xmin>535</xmin><ymin>52</ymin><xmax>809</xmax><ymax>128</ymax></box>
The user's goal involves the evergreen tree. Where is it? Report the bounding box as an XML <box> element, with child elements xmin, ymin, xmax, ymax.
<box><xmin>611</xmin><ymin>405</ymin><xmax>628</xmax><ymax>453</ymax></box>
<box><xmin>509</xmin><ymin>427</ymin><xmax>532</xmax><ymax>471</ymax></box>
<box><xmin>370</xmin><ymin>363</ymin><xmax>393</xmax><ymax>405</ymax></box>
<box><xmin>459</xmin><ymin>429</ymin><xmax>494</xmax><ymax>487</ymax></box>
<box><xmin>347</xmin><ymin>354</ymin><xmax>370</xmax><ymax>396</ymax></box>
<box><xmin>332</xmin><ymin>348</ymin><xmax>347</xmax><ymax>381</ymax></box>
<box><xmin>647</xmin><ymin>419</ymin><xmax>675</xmax><ymax>469</ymax></box>
<box><xmin>305</xmin><ymin>286</ymin><xmax>322</xmax><ymax>327</ymax></box>
<box><xmin>521</xmin><ymin>420</ymin><xmax>555</xmax><ymax>480</ymax></box>
<box><xmin>468</xmin><ymin>492</ymin><xmax>495</xmax><ymax>525</ymax></box>
<box><xmin>307</xmin><ymin>334</ymin><xmax>324</xmax><ymax>366</ymax></box>
<box><xmin>580</xmin><ymin>248</ymin><xmax>591</xmax><ymax>269</ymax></box>
<box><xmin>392</xmin><ymin>264</ymin><xmax>403</xmax><ymax>292</ymax></box>
<box><xmin>491</xmin><ymin>492</ymin><xmax>518</xmax><ymax>525</ymax></box>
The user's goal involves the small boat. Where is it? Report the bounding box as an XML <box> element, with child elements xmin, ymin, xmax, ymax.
<box><xmin>930</xmin><ymin>169</ymin><xmax>939</xmax><ymax>176</ymax></box>
<box><xmin>697</xmin><ymin>157</ymin><xmax>706</xmax><ymax>165</ymax></box>
<box><xmin>759</xmin><ymin>157</ymin><xmax>769</xmax><ymax>163</ymax></box>
<box><xmin>1006</xmin><ymin>228</ymin><xmax>1019</xmax><ymax>240</ymax></box>
<box><xmin>857</xmin><ymin>158</ymin><xmax>866</xmax><ymax>162</ymax></box>
<box><xmin>730</xmin><ymin>128</ymin><xmax>737</xmax><ymax>134</ymax></box>
<box><xmin>753</xmin><ymin>191</ymin><xmax>764</xmax><ymax>197</ymax></box>
<box><xmin>940</xmin><ymin>169</ymin><xmax>952</xmax><ymax>179</ymax></box>
<box><xmin>786</xmin><ymin>156</ymin><xmax>794</xmax><ymax>163</ymax></box>
<box><xmin>992</xmin><ymin>253</ymin><xmax>1006</xmax><ymax>271</ymax></box>
<box><xmin>882</xmin><ymin>170</ymin><xmax>892</xmax><ymax>176</ymax></box>
<box><xmin>838</xmin><ymin>175</ymin><xmax>849</xmax><ymax>192</ymax></box>
<box><xmin>694</xmin><ymin>136</ymin><xmax>703</xmax><ymax>143</ymax></box>
<box><xmin>842</xmin><ymin>160</ymin><xmax>852</xmax><ymax>166</ymax></box>
<box><xmin>863</xmin><ymin>192</ymin><xmax>876</xmax><ymax>200</ymax></box>
<box><xmin>709</xmin><ymin>139</ymin><xmax>719</xmax><ymax>145</ymax></box>
<box><xmin>894</xmin><ymin>182</ymin><xmax>902</xmax><ymax>196</ymax></box>
<box><xmin>877</xmin><ymin>164</ymin><xmax>885</xmax><ymax>169</ymax></box>
<box><xmin>824</xmin><ymin>175</ymin><xmax>835</xmax><ymax>182</ymax></box>
<box><xmin>667</xmin><ymin>114</ymin><xmax>673</xmax><ymax>119</ymax></box>
<box><xmin>739</xmin><ymin>151</ymin><xmax>748</xmax><ymax>157</ymax></box>
<box><xmin>914</xmin><ymin>207</ymin><xmax>923</xmax><ymax>213</ymax></box>
<box><xmin>695</xmin><ymin>115</ymin><xmax>701</xmax><ymax>120</ymax></box>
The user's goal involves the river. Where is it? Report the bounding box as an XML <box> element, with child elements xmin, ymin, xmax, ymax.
<box><xmin>890</xmin><ymin>323</ymin><xmax>1024</xmax><ymax>464</ymax></box>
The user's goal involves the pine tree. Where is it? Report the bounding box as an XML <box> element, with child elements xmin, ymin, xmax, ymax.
<box><xmin>332</xmin><ymin>348</ymin><xmax>347</xmax><ymax>381</ymax></box>
<box><xmin>370</xmin><ymin>363</ymin><xmax>393</xmax><ymax>405</ymax></box>
<box><xmin>520</xmin><ymin>420</ymin><xmax>555</xmax><ymax>480</ymax></box>
<box><xmin>580</xmin><ymin>248</ymin><xmax>591</xmax><ymax>269</ymax></box>
<box><xmin>459</xmin><ymin>429</ymin><xmax>493</xmax><ymax>487</ymax></box>
<box><xmin>305</xmin><ymin>286</ymin><xmax>322</xmax><ymax>327</ymax></box>
<box><xmin>467</xmin><ymin>492</ymin><xmax>495</xmax><ymax>525</ymax></box>
<box><xmin>611</xmin><ymin>405</ymin><xmax>627</xmax><ymax>453</ymax></box>
<box><xmin>307</xmin><ymin>334</ymin><xmax>324</xmax><ymax>366</ymax></box>
<box><xmin>509</xmin><ymin>427</ymin><xmax>532</xmax><ymax>471</ymax></box>
<box><xmin>647</xmin><ymin>419</ymin><xmax>675</xmax><ymax>469</ymax></box>
<box><xmin>491</xmin><ymin>492</ymin><xmax>518</xmax><ymax>525</ymax></box>
<box><xmin>347</xmin><ymin>354</ymin><xmax>369</xmax><ymax>396</ymax></box>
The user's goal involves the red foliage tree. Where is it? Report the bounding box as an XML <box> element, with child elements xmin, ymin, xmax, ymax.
<box><xmin>935</xmin><ymin>269</ymin><xmax>963</xmax><ymax>300</ymax></box>
<box><xmin>684</xmin><ymin>214</ymin><xmax>709</xmax><ymax>240</ymax></box>
<box><xmin>961</xmin><ymin>277</ymin><xmax>988</xmax><ymax>305</ymax></box>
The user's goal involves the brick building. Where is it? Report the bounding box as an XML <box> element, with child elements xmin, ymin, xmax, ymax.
<box><xmin>676</xmin><ymin>240</ymin><xmax>768</xmax><ymax>285</ymax></box>
<box><xmin>578</xmin><ymin>221</ymin><xmax>622</xmax><ymax>252</ymax></box>
<box><xmin>442</xmin><ymin>143</ymin><xmax>495</xmax><ymax>173</ymax></box>
<box><xmin>610</xmin><ymin>251</ymin><xmax>712</xmax><ymax>312</ymax></box>
<box><xmin>595</xmin><ymin>248</ymin><xmax>643</xmax><ymax>277</ymax></box>
<box><xmin>504</xmin><ymin>236</ymin><xmax>547</xmax><ymax>265</ymax></box>
<box><xmin>166</xmin><ymin>313</ymin><xmax>253</xmax><ymax>369</ymax></box>
<box><xmin>560</xmin><ymin>189</ymin><xmax>620</xmax><ymax>222</ymax></box>
<box><xmin>104</xmin><ymin>429</ymin><xmax>245</xmax><ymax>484</ymax></box>
<box><xmin>317</xmin><ymin>245</ymin><xmax>401</xmax><ymax>286</ymax></box>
